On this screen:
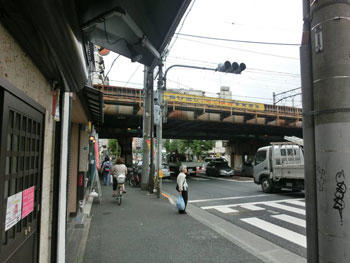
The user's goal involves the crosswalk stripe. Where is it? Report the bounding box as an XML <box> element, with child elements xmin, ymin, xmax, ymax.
<box><xmin>215</xmin><ymin>207</ymin><xmax>239</xmax><ymax>213</ymax></box>
<box><xmin>189</xmin><ymin>194</ymin><xmax>268</xmax><ymax>203</ymax></box>
<box><xmin>283</xmin><ymin>200</ymin><xmax>305</xmax><ymax>207</ymax></box>
<box><xmin>240</xmin><ymin>204</ymin><xmax>265</xmax><ymax>211</ymax></box>
<box><xmin>201</xmin><ymin>198</ymin><xmax>305</xmax><ymax>210</ymax></box>
<box><xmin>263</xmin><ymin>202</ymin><xmax>305</xmax><ymax>215</ymax></box>
<box><xmin>271</xmin><ymin>214</ymin><xmax>306</xmax><ymax>228</ymax></box>
<box><xmin>241</xmin><ymin>217</ymin><xmax>307</xmax><ymax>248</ymax></box>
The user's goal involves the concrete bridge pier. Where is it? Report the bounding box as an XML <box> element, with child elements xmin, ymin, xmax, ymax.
<box><xmin>118</xmin><ymin>137</ymin><xmax>133</xmax><ymax>167</ymax></box>
<box><xmin>226</xmin><ymin>140</ymin><xmax>265</xmax><ymax>174</ymax></box>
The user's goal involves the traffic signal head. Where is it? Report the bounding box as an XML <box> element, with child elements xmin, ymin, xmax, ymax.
<box><xmin>216</xmin><ymin>61</ymin><xmax>232</xmax><ymax>72</ymax></box>
<box><xmin>217</xmin><ymin>61</ymin><xmax>246</xmax><ymax>74</ymax></box>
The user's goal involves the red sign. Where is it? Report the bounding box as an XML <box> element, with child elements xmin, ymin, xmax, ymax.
<box><xmin>22</xmin><ymin>186</ymin><xmax>35</xmax><ymax>219</ymax></box>
<box><xmin>94</xmin><ymin>141</ymin><xmax>100</xmax><ymax>169</ymax></box>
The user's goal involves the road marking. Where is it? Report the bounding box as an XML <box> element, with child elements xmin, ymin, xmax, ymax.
<box><xmin>203</xmin><ymin>176</ymin><xmax>254</xmax><ymax>183</ymax></box>
<box><xmin>190</xmin><ymin>177</ymin><xmax>210</xmax><ymax>181</ymax></box>
<box><xmin>272</xmin><ymin>214</ymin><xmax>306</xmax><ymax>228</ymax></box>
<box><xmin>283</xmin><ymin>200</ymin><xmax>305</xmax><ymax>207</ymax></box>
<box><xmin>263</xmin><ymin>202</ymin><xmax>305</xmax><ymax>215</ymax></box>
<box><xmin>201</xmin><ymin>198</ymin><xmax>305</xmax><ymax>210</ymax></box>
<box><xmin>241</xmin><ymin>217</ymin><xmax>307</xmax><ymax>248</ymax></box>
<box><xmin>240</xmin><ymin>204</ymin><xmax>265</xmax><ymax>211</ymax></box>
<box><xmin>215</xmin><ymin>207</ymin><xmax>239</xmax><ymax>213</ymax></box>
<box><xmin>161</xmin><ymin>193</ymin><xmax>175</xmax><ymax>205</ymax></box>
<box><xmin>189</xmin><ymin>194</ymin><xmax>268</xmax><ymax>203</ymax></box>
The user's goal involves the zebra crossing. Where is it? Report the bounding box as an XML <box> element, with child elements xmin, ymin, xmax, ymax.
<box><xmin>200</xmin><ymin>198</ymin><xmax>307</xmax><ymax>249</ymax></box>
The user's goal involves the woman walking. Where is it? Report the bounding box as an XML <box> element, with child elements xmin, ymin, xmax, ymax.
<box><xmin>176</xmin><ymin>165</ymin><xmax>188</xmax><ymax>214</ymax></box>
<box><xmin>111</xmin><ymin>157</ymin><xmax>128</xmax><ymax>196</ymax></box>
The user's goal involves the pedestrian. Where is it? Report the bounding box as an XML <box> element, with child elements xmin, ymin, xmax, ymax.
<box><xmin>101</xmin><ymin>156</ymin><xmax>111</xmax><ymax>186</ymax></box>
<box><xmin>110</xmin><ymin>157</ymin><xmax>128</xmax><ymax>196</ymax></box>
<box><xmin>176</xmin><ymin>165</ymin><xmax>188</xmax><ymax>214</ymax></box>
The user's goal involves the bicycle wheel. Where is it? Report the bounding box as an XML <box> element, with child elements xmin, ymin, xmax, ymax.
<box><xmin>116</xmin><ymin>186</ymin><xmax>122</xmax><ymax>205</ymax></box>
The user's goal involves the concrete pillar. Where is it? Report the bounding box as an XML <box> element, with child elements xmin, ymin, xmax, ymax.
<box><xmin>119</xmin><ymin>137</ymin><xmax>133</xmax><ymax>167</ymax></box>
<box><xmin>310</xmin><ymin>1</ymin><xmax>350</xmax><ymax>262</ymax></box>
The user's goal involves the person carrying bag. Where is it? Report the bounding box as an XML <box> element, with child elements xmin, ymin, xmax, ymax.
<box><xmin>176</xmin><ymin>165</ymin><xmax>188</xmax><ymax>214</ymax></box>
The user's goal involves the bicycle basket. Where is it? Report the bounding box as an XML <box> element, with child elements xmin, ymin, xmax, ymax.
<box><xmin>117</xmin><ymin>174</ymin><xmax>126</xmax><ymax>184</ymax></box>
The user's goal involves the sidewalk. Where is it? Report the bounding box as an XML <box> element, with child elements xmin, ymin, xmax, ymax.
<box><xmin>83</xmin><ymin>184</ymin><xmax>263</xmax><ymax>263</ymax></box>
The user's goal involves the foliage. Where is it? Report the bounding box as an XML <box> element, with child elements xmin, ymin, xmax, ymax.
<box><xmin>164</xmin><ymin>139</ymin><xmax>215</xmax><ymax>160</ymax></box>
<box><xmin>108</xmin><ymin>139</ymin><xmax>121</xmax><ymax>158</ymax></box>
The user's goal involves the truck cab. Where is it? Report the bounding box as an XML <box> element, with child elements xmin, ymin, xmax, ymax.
<box><xmin>253</xmin><ymin>143</ymin><xmax>304</xmax><ymax>193</ymax></box>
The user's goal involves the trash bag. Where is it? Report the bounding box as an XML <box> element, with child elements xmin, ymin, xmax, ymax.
<box><xmin>176</xmin><ymin>194</ymin><xmax>185</xmax><ymax>210</ymax></box>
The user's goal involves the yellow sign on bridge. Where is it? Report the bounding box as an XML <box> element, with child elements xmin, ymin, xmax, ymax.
<box><xmin>163</xmin><ymin>92</ymin><xmax>265</xmax><ymax>111</ymax></box>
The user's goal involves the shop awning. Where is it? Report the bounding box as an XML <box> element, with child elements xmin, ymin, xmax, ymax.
<box><xmin>81</xmin><ymin>86</ymin><xmax>104</xmax><ymax>126</ymax></box>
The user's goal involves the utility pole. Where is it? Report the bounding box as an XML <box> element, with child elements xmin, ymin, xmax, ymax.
<box><xmin>155</xmin><ymin>62</ymin><xmax>164</xmax><ymax>198</ymax></box>
<box><xmin>301</xmin><ymin>1</ymin><xmax>350</xmax><ymax>262</ymax></box>
<box><xmin>141</xmin><ymin>66</ymin><xmax>153</xmax><ymax>191</ymax></box>
<box><xmin>149</xmin><ymin>78</ymin><xmax>155</xmax><ymax>194</ymax></box>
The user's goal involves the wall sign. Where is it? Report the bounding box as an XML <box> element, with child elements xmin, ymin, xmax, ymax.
<box><xmin>5</xmin><ymin>192</ymin><xmax>23</xmax><ymax>231</ymax></box>
<box><xmin>22</xmin><ymin>186</ymin><xmax>35</xmax><ymax>219</ymax></box>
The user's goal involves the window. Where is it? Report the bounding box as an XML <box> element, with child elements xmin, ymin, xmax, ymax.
<box><xmin>255</xmin><ymin>150</ymin><xmax>267</xmax><ymax>165</ymax></box>
<box><xmin>281</xmin><ymin>149</ymin><xmax>286</xmax><ymax>156</ymax></box>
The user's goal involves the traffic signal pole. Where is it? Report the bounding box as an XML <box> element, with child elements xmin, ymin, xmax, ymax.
<box><xmin>141</xmin><ymin>66</ymin><xmax>153</xmax><ymax>191</ymax></box>
<box><xmin>301</xmin><ymin>1</ymin><xmax>350</xmax><ymax>262</ymax></box>
<box><xmin>155</xmin><ymin>63</ymin><xmax>164</xmax><ymax>198</ymax></box>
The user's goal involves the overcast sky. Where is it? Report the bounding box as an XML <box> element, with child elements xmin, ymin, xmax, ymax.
<box><xmin>104</xmin><ymin>0</ymin><xmax>303</xmax><ymax>107</ymax></box>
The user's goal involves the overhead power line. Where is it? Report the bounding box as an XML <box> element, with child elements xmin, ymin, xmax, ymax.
<box><xmin>177</xmin><ymin>37</ymin><xmax>299</xmax><ymax>60</ymax></box>
<box><xmin>176</xmin><ymin>33</ymin><xmax>300</xmax><ymax>46</ymax></box>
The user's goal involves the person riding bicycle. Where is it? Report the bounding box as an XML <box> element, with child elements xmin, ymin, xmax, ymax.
<box><xmin>111</xmin><ymin>157</ymin><xmax>128</xmax><ymax>196</ymax></box>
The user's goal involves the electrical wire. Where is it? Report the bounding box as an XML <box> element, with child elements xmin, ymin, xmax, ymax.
<box><xmin>124</xmin><ymin>64</ymin><xmax>142</xmax><ymax>88</ymax></box>
<box><xmin>104</xmin><ymin>54</ymin><xmax>121</xmax><ymax>81</ymax></box>
<box><xmin>177</xmin><ymin>37</ymin><xmax>300</xmax><ymax>60</ymax></box>
<box><xmin>176</xmin><ymin>33</ymin><xmax>300</xmax><ymax>46</ymax></box>
<box><xmin>167</xmin><ymin>56</ymin><xmax>300</xmax><ymax>77</ymax></box>
<box><xmin>167</xmin><ymin>0</ymin><xmax>197</xmax><ymax>56</ymax></box>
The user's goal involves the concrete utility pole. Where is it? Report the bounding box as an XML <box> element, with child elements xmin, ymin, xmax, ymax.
<box><xmin>301</xmin><ymin>1</ymin><xmax>350</xmax><ymax>262</ymax></box>
<box><xmin>155</xmin><ymin>63</ymin><xmax>164</xmax><ymax>198</ymax></box>
<box><xmin>141</xmin><ymin>66</ymin><xmax>153</xmax><ymax>191</ymax></box>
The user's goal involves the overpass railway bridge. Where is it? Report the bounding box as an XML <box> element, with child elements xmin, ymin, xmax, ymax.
<box><xmin>97</xmin><ymin>85</ymin><xmax>303</xmax><ymax>140</ymax></box>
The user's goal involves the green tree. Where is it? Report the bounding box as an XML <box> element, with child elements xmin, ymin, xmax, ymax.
<box><xmin>164</xmin><ymin>139</ymin><xmax>215</xmax><ymax>160</ymax></box>
<box><xmin>108</xmin><ymin>139</ymin><xmax>121</xmax><ymax>158</ymax></box>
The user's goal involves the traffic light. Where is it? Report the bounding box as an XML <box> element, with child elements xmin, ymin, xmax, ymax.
<box><xmin>216</xmin><ymin>61</ymin><xmax>246</xmax><ymax>74</ymax></box>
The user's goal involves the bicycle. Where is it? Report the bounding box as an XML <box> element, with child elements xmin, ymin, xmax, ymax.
<box><xmin>116</xmin><ymin>174</ymin><xmax>126</xmax><ymax>205</ymax></box>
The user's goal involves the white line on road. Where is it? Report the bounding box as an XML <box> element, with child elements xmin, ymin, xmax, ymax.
<box><xmin>240</xmin><ymin>204</ymin><xmax>265</xmax><ymax>211</ymax></box>
<box><xmin>215</xmin><ymin>207</ymin><xmax>239</xmax><ymax>213</ymax></box>
<box><xmin>263</xmin><ymin>202</ymin><xmax>305</xmax><ymax>215</ymax></box>
<box><xmin>203</xmin><ymin>176</ymin><xmax>254</xmax><ymax>183</ymax></box>
<box><xmin>201</xmin><ymin>198</ymin><xmax>305</xmax><ymax>210</ymax></box>
<box><xmin>241</xmin><ymin>217</ymin><xmax>307</xmax><ymax>248</ymax></box>
<box><xmin>271</xmin><ymin>214</ymin><xmax>306</xmax><ymax>228</ymax></box>
<box><xmin>189</xmin><ymin>194</ymin><xmax>268</xmax><ymax>203</ymax></box>
<box><xmin>283</xmin><ymin>200</ymin><xmax>305</xmax><ymax>207</ymax></box>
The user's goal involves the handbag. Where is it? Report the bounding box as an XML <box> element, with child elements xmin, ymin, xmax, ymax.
<box><xmin>176</xmin><ymin>194</ymin><xmax>185</xmax><ymax>210</ymax></box>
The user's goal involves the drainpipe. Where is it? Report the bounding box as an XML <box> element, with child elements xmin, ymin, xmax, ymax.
<box><xmin>56</xmin><ymin>92</ymin><xmax>71</xmax><ymax>263</ymax></box>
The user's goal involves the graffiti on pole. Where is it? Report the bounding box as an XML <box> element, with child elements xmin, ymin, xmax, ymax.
<box><xmin>333</xmin><ymin>170</ymin><xmax>347</xmax><ymax>225</ymax></box>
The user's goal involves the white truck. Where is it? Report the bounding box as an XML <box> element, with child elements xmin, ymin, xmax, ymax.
<box><xmin>253</xmin><ymin>138</ymin><xmax>304</xmax><ymax>193</ymax></box>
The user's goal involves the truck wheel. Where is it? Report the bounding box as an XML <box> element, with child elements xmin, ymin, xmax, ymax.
<box><xmin>261</xmin><ymin>176</ymin><xmax>274</xmax><ymax>193</ymax></box>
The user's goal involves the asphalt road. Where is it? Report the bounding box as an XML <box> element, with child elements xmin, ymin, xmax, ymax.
<box><xmin>162</xmin><ymin>174</ymin><xmax>306</xmax><ymax>259</ymax></box>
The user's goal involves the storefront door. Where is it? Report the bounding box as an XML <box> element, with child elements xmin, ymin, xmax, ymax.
<box><xmin>0</xmin><ymin>81</ymin><xmax>44</xmax><ymax>263</ymax></box>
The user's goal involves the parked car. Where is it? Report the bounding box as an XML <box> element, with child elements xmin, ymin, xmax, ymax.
<box><xmin>205</xmin><ymin>160</ymin><xmax>234</xmax><ymax>177</ymax></box>
<box><xmin>201</xmin><ymin>157</ymin><xmax>227</xmax><ymax>173</ymax></box>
